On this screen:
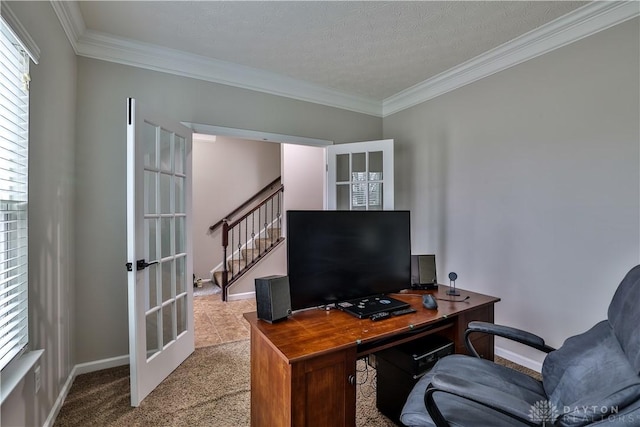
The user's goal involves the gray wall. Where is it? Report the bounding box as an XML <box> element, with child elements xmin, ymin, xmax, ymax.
<box><xmin>74</xmin><ymin>57</ymin><xmax>382</xmax><ymax>363</ymax></box>
<box><xmin>1</xmin><ymin>2</ymin><xmax>77</xmax><ymax>426</ymax></box>
<box><xmin>383</xmin><ymin>18</ymin><xmax>640</xmax><ymax>366</ymax></box>
<box><xmin>192</xmin><ymin>136</ymin><xmax>281</xmax><ymax>281</ymax></box>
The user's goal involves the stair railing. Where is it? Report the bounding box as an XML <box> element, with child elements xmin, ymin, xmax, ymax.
<box><xmin>209</xmin><ymin>176</ymin><xmax>281</xmax><ymax>234</ymax></box>
<box><xmin>220</xmin><ymin>184</ymin><xmax>284</xmax><ymax>301</ymax></box>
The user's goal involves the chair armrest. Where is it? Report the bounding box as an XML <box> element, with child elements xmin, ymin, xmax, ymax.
<box><xmin>465</xmin><ymin>321</ymin><xmax>555</xmax><ymax>357</ymax></box>
<box><xmin>425</xmin><ymin>373</ymin><xmax>539</xmax><ymax>427</ymax></box>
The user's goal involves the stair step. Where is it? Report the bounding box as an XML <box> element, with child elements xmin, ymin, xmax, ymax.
<box><xmin>241</xmin><ymin>248</ymin><xmax>262</xmax><ymax>261</ymax></box>
<box><xmin>227</xmin><ymin>259</ymin><xmax>247</xmax><ymax>273</ymax></box>
<box><xmin>268</xmin><ymin>227</ymin><xmax>281</xmax><ymax>240</ymax></box>
<box><xmin>252</xmin><ymin>237</ymin><xmax>274</xmax><ymax>249</ymax></box>
<box><xmin>212</xmin><ymin>270</ymin><xmax>227</xmax><ymax>287</ymax></box>
<box><xmin>214</xmin><ymin>235</ymin><xmax>285</xmax><ymax>300</ymax></box>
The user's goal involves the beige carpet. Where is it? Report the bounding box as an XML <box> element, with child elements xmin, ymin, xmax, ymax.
<box><xmin>54</xmin><ymin>340</ymin><xmax>539</xmax><ymax>427</ymax></box>
<box><xmin>54</xmin><ymin>339</ymin><xmax>398</xmax><ymax>427</ymax></box>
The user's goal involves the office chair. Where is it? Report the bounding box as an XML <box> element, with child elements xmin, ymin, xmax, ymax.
<box><xmin>401</xmin><ymin>265</ymin><xmax>640</xmax><ymax>426</ymax></box>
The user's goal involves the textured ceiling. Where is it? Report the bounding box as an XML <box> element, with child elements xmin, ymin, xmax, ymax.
<box><xmin>78</xmin><ymin>1</ymin><xmax>587</xmax><ymax>102</ymax></box>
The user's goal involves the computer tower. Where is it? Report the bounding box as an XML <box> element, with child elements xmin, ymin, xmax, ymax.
<box><xmin>375</xmin><ymin>335</ymin><xmax>454</xmax><ymax>423</ymax></box>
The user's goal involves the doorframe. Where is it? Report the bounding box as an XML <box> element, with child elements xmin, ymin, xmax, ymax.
<box><xmin>183</xmin><ymin>122</ymin><xmax>333</xmax><ymax>147</ymax></box>
<box><xmin>184</xmin><ymin>121</ymin><xmax>335</xmax><ymax>299</ymax></box>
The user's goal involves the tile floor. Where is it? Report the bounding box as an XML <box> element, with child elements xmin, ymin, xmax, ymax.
<box><xmin>194</xmin><ymin>290</ymin><xmax>256</xmax><ymax>348</ymax></box>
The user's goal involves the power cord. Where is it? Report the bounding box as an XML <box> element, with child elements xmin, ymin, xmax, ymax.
<box><xmin>391</xmin><ymin>292</ymin><xmax>471</xmax><ymax>303</ymax></box>
<box><xmin>437</xmin><ymin>295</ymin><xmax>470</xmax><ymax>303</ymax></box>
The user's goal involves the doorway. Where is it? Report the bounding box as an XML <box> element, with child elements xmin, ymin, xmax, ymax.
<box><xmin>189</xmin><ymin>126</ymin><xmax>330</xmax><ymax>347</ymax></box>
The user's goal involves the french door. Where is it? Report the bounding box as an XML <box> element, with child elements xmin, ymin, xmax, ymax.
<box><xmin>326</xmin><ymin>139</ymin><xmax>394</xmax><ymax>210</ymax></box>
<box><xmin>126</xmin><ymin>98</ymin><xmax>194</xmax><ymax>406</ymax></box>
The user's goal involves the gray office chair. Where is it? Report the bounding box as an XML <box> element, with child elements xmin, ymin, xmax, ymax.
<box><xmin>401</xmin><ymin>265</ymin><xmax>640</xmax><ymax>427</ymax></box>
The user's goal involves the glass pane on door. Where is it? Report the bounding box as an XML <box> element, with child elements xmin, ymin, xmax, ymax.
<box><xmin>336</xmin><ymin>184</ymin><xmax>350</xmax><ymax>210</ymax></box>
<box><xmin>162</xmin><ymin>260</ymin><xmax>173</xmax><ymax>302</ymax></box>
<box><xmin>146</xmin><ymin>311</ymin><xmax>160</xmax><ymax>359</ymax></box>
<box><xmin>161</xmin><ymin>217</ymin><xmax>172</xmax><ymax>258</ymax></box>
<box><xmin>175</xmin><ymin>177</ymin><xmax>184</xmax><ymax>213</ymax></box>
<box><xmin>351</xmin><ymin>152</ymin><xmax>366</xmax><ymax>182</ymax></box>
<box><xmin>146</xmin><ymin>263</ymin><xmax>158</xmax><ymax>311</ymax></box>
<box><xmin>147</xmin><ymin>218</ymin><xmax>157</xmax><ymax>260</ymax></box>
<box><xmin>352</xmin><ymin>183</ymin><xmax>367</xmax><ymax>210</ymax></box>
<box><xmin>369</xmin><ymin>151</ymin><xmax>383</xmax><ymax>180</ymax></box>
<box><xmin>143</xmin><ymin>122</ymin><xmax>157</xmax><ymax>168</ymax></box>
<box><xmin>163</xmin><ymin>304</ymin><xmax>174</xmax><ymax>347</ymax></box>
<box><xmin>176</xmin><ymin>255</ymin><xmax>186</xmax><ymax>294</ymax></box>
<box><xmin>369</xmin><ymin>183</ymin><xmax>383</xmax><ymax>210</ymax></box>
<box><xmin>175</xmin><ymin>216</ymin><xmax>185</xmax><ymax>254</ymax></box>
<box><xmin>177</xmin><ymin>296</ymin><xmax>186</xmax><ymax>335</ymax></box>
<box><xmin>160</xmin><ymin>129</ymin><xmax>172</xmax><ymax>172</ymax></box>
<box><xmin>145</xmin><ymin>171</ymin><xmax>157</xmax><ymax>214</ymax></box>
<box><xmin>175</xmin><ymin>136</ymin><xmax>185</xmax><ymax>175</ymax></box>
<box><xmin>160</xmin><ymin>174</ymin><xmax>171</xmax><ymax>214</ymax></box>
<box><xmin>336</xmin><ymin>154</ymin><xmax>349</xmax><ymax>182</ymax></box>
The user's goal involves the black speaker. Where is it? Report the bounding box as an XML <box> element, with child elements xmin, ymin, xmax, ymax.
<box><xmin>255</xmin><ymin>275</ymin><xmax>292</xmax><ymax>323</ymax></box>
<box><xmin>411</xmin><ymin>254</ymin><xmax>438</xmax><ymax>290</ymax></box>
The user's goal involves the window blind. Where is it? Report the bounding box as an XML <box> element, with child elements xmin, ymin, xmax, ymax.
<box><xmin>0</xmin><ymin>16</ymin><xmax>29</xmax><ymax>371</ymax></box>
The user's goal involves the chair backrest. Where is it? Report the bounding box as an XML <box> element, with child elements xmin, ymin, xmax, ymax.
<box><xmin>608</xmin><ymin>264</ymin><xmax>640</xmax><ymax>373</ymax></box>
<box><xmin>541</xmin><ymin>265</ymin><xmax>640</xmax><ymax>425</ymax></box>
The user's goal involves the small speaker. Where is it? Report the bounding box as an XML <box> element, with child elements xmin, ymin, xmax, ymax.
<box><xmin>411</xmin><ymin>255</ymin><xmax>438</xmax><ymax>290</ymax></box>
<box><xmin>255</xmin><ymin>275</ymin><xmax>292</xmax><ymax>323</ymax></box>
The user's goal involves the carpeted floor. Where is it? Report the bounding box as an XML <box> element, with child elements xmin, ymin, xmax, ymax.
<box><xmin>54</xmin><ymin>340</ymin><xmax>252</xmax><ymax>427</ymax></box>
<box><xmin>193</xmin><ymin>280</ymin><xmax>221</xmax><ymax>297</ymax></box>
<box><xmin>54</xmin><ymin>338</ymin><xmax>540</xmax><ymax>427</ymax></box>
<box><xmin>53</xmin><ymin>339</ymin><xmax>398</xmax><ymax>427</ymax></box>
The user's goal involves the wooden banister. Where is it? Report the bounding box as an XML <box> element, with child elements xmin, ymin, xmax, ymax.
<box><xmin>224</xmin><ymin>184</ymin><xmax>284</xmax><ymax>230</ymax></box>
<box><xmin>209</xmin><ymin>176</ymin><xmax>282</xmax><ymax>233</ymax></box>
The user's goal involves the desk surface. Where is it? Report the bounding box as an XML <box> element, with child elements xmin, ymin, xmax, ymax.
<box><xmin>243</xmin><ymin>285</ymin><xmax>500</xmax><ymax>363</ymax></box>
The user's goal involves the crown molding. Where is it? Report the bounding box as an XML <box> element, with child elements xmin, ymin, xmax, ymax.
<box><xmin>75</xmin><ymin>29</ymin><xmax>382</xmax><ymax>116</ymax></box>
<box><xmin>382</xmin><ymin>1</ymin><xmax>640</xmax><ymax>117</ymax></box>
<box><xmin>49</xmin><ymin>0</ymin><xmax>84</xmax><ymax>54</ymax></box>
<box><xmin>50</xmin><ymin>1</ymin><xmax>638</xmax><ymax>119</ymax></box>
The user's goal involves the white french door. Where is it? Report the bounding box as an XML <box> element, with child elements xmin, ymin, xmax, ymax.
<box><xmin>126</xmin><ymin>98</ymin><xmax>194</xmax><ymax>406</ymax></box>
<box><xmin>326</xmin><ymin>139</ymin><xmax>394</xmax><ymax>210</ymax></box>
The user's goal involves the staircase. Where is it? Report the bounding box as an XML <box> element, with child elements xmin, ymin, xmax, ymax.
<box><xmin>212</xmin><ymin>226</ymin><xmax>282</xmax><ymax>291</ymax></box>
<box><xmin>209</xmin><ymin>181</ymin><xmax>284</xmax><ymax>301</ymax></box>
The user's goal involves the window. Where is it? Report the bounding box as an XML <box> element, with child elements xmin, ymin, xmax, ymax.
<box><xmin>0</xmin><ymin>15</ymin><xmax>30</xmax><ymax>372</ymax></box>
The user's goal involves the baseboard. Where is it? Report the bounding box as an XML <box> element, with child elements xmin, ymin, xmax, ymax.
<box><xmin>495</xmin><ymin>345</ymin><xmax>543</xmax><ymax>373</ymax></box>
<box><xmin>44</xmin><ymin>354</ymin><xmax>129</xmax><ymax>427</ymax></box>
<box><xmin>43</xmin><ymin>364</ymin><xmax>77</xmax><ymax>427</ymax></box>
<box><xmin>226</xmin><ymin>291</ymin><xmax>256</xmax><ymax>301</ymax></box>
<box><xmin>74</xmin><ymin>354</ymin><xmax>129</xmax><ymax>375</ymax></box>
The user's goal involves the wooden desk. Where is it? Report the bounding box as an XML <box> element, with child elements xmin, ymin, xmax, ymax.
<box><xmin>243</xmin><ymin>286</ymin><xmax>500</xmax><ymax>427</ymax></box>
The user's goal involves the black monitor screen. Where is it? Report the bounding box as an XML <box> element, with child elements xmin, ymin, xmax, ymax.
<box><xmin>286</xmin><ymin>210</ymin><xmax>411</xmax><ymax>310</ymax></box>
